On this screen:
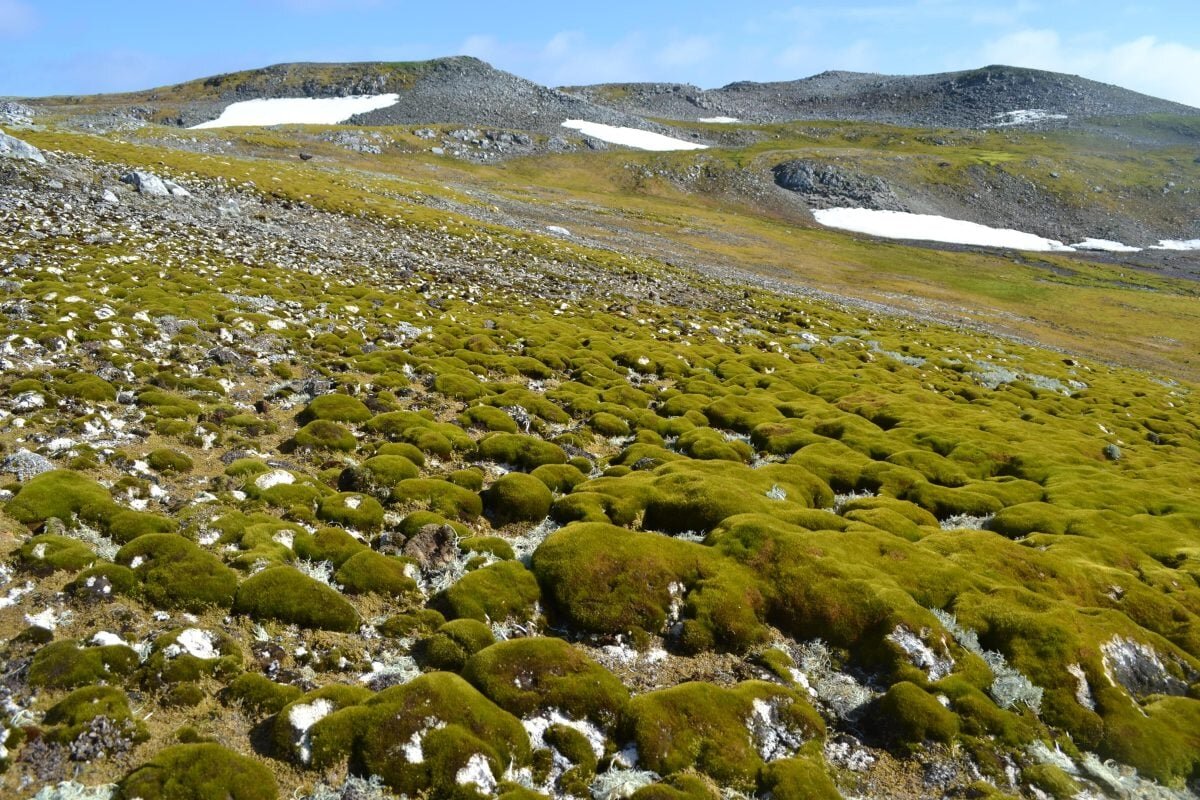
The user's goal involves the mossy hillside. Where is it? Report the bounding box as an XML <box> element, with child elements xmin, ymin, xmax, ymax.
<box><xmin>626</xmin><ymin>681</ymin><xmax>824</xmax><ymax>787</ymax></box>
<box><xmin>2</xmin><ymin>124</ymin><xmax>1200</xmax><ymax>798</ymax></box>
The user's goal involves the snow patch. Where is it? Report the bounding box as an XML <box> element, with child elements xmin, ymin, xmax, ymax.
<box><xmin>1152</xmin><ymin>238</ymin><xmax>1200</xmax><ymax>251</ymax></box>
<box><xmin>698</xmin><ymin>116</ymin><xmax>740</xmax><ymax>123</ymax></box>
<box><xmin>591</xmin><ymin>768</ymin><xmax>660</xmax><ymax>800</ymax></box>
<box><xmin>288</xmin><ymin>698</ymin><xmax>335</xmax><ymax>764</ymax></box>
<box><xmin>562</xmin><ymin>120</ymin><xmax>708</xmax><ymax>151</ymax></box>
<box><xmin>1072</xmin><ymin>238</ymin><xmax>1142</xmax><ymax>253</ymax></box>
<box><xmin>455</xmin><ymin>753</ymin><xmax>497</xmax><ymax>793</ymax></box>
<box><xmin>192</xmin><ymin>94</ymin><xmax>400</xmax><ymax>129</ymax></box>
<box><xmin>164</xmin><ymin>628</ymin><xmax>219</xmax><ymax>660</ymax></box>
<box><xmin>813</xmin><ymin>207</ymin><xmax>1076</xmax><ymax>252</ymax></box>
<box><xmin>993</xmin><ymin>109</ymin><xmax>1068</xmax><ymax>126</ymax></box>
<box><xmin>255</xmin><ymin>469</ymin><xmax>294</xmax><ymax>490</ymax></box>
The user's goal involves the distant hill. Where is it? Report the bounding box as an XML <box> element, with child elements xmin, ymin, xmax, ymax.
<box><xmin>24</xmin><ymin>57</ymin><xmax>663</xmax><ymax>135</ymax></box>
<box><xmin>563</xmin><ymin>65</ymin><xmax>1200</xmax><ymax>128</ymax></box>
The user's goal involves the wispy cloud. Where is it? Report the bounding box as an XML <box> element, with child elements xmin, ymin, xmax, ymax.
<box><xmin>0</xmin><ymin>0</ymin><xmax>36</xmax><ymax>38</ymax></box>
<box><xmin>981</xmin><ymin>29</ymin><xmax>1200</xmax><ymax>107</ymax></box>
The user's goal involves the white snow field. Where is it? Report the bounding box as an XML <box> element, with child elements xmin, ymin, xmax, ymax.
<box><xmin>1072</xmin><ymin>238</ymin><xmax>1143</xmax><ymax>253</ymax></box>
<box><xmin>698</xmin><ymin>116</ymin><xmax>741</xmax><ymax>123</ymax></box>
<box><xmin>191</xmin><ymin>94</ymin><xmax>400</xmax><ymax>129</ymax></box>
<box><xmin>561</xmin><ymin>119</ymin><xmax>708</xmax><ymax>151</ymax></box>
<box><xmin>993</xmin><ymin>109</ymin><xmax>1069</xmax><ymax>127</ymax></box>
<box><xmin>1152</xmin><ymin>239</ymin><xmax>1200</xmax><ymax>251</ymax></box>
<box><xmin>811</xmin><ymin>207</ymin><xmax>1076</xmax><ymax>252</ymax></box>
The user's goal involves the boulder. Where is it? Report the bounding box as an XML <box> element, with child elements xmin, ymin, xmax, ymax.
<box><xmin>120</xmin><ymin>171</ymin><xmax>190</xmax><ymax>198</ymax></box>
<box><xmin>0</xmin><ymin>131</ymin><xmax>46</xmax><ymax>164</ymax></box>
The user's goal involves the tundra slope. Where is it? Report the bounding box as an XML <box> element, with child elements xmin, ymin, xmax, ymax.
<box><xmin>564</xmin><ymin>64</ymin><xmax>1200</xmax><ymax>129</ymax></box>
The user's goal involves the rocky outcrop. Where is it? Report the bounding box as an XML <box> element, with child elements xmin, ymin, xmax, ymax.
<box><xmin>0</xmin><ymin>131</ymin><xmax>46</xmax><ymax>164</ymax></box>
<box><xmin>772</xmin><ymin>160</ymin><xmax>904</xmax><ymax>210</ymax></box>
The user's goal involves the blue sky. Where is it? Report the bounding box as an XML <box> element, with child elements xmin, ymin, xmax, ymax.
<box><xmin>2</xmin><ymin>1</ymin><xmax>1199</xmax><ymax>106</ymax></box>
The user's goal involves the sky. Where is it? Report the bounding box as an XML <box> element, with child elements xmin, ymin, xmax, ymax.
<box><xmin>2</xmin><ymin>1</ymin><xmax>1200</xmax><ymax>107</ymax></box>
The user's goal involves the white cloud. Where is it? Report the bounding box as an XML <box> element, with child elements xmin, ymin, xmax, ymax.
<box><xmin>981</xmin><ymin>29</ymin><xmax>1200</xmax><ymax>107</ymax></box>
<box><xmin>656</xmin><ymin>36</ymin><xmax>716</xmax><ymax>69</ymax></box>
<box><xmin>0</xmin><ymin>0</ymin><xmax>36</xmax><ymax>37</ymax></box>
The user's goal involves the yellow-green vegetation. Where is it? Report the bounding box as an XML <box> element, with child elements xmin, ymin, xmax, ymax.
<box><xmin>3</xmin><ymin>102</ymin><xmax>1200</xmax><ymax>800</ymax></box>
<box><xmin>116</xmin><ymin>743</ymin><xmax>279</xmax><ymax>800</ymax></box>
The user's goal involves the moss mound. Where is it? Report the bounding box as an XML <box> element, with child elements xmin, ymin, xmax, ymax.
<box><xmin>29</xmin><ymin>639</ymin><xmax>139</xmax><ymax>689</ymax></box>
<box><xmin>117</xmin><ymin>743</ymin><xmax>278</xmax><ymax>800</ymax></box>
<box><xmin>117</xmin><ymin>534</ymin><xmax>238</xmax><ymax>611</ymax></box>
<box><xmin>233</xmin><ymin>566</ymin><xmax>360</xmax><ymax>632</ymax></box>
<box><xmin>335</xmin><ymin>549</ymin><xmax>418</xmax><ymax>597</ymax></box>
<box><xmin>463</xmin><ymin>638</ymin><xmax>629</xmax><ymax>727</ymax></box>
<box><xmin>626</xmin><ymin>681</ymin><xmax>824</xmax><ymax>787</ymax></box>
<box><xmin>484</xmin><ymin>472</ymin><xmax>553</xmax><ymax>525</ymax></box>
<box><xmin>298</xmin><ymin>393</ymin><xmax>372</xmax><ymax>424</ymax></box>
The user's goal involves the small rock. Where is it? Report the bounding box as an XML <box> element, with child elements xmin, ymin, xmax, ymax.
<box><xmin>120</xmin><ymin>171</ymin><xmax>171</xmax><ymax>197</ymax></box>
<box><xmin>402</xmin><ymin>524</ymin><xmax>459</xmax><ymax>571</ymax></box>
<box><xmin>1</xmin><ymin>449</ymin><xmax>55</xmax><ymax>480</ymax></box>
<box><xmin>101</xmin><ymin>189</ymin><xmax>120</xmax><ymax>204</ymax></box>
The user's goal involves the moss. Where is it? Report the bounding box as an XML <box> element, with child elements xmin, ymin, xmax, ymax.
<box><xmin>461</xmin><ymin>405</ymin><xmax>520</xmax><ymax>433</ymax></box>
<box><xmin>225</xmin><ymin>458</ymin><xmax>271</xmax><ymax>478</ymax></box>
<box><xmin>544</xmin><ymin>724</ymin><xmax>597</xmax><ymax>771</ymax></box>
<box><xmin>164</xmin><ymin>682</ymin><xmax>207</xmax><ymax>707</ymax></box>
<box><xmin>233</xmin><ymin>566</ymin><xmax>361</xmax><ymax>632</ymax></box>
<box><xmin>106</xmin><ymin>508</ymin><xmax>177</xmax><ymax>543</ymax></box>
<box><xmin>484</xmin><ymin>472</ymin><xmax>553</xmax><ymax>525</ymax></box>
<box><xmin>116</xmin><ymin>743</ymin><xmax>278</xmax><ymax>800</ymax></box>
<box><xmin>117</xmin><ymin>534</ymin><xmax>238</xmax><ymax>611</ymax></box>
<box><xmin>18</xmin><ymin>534</ymin><xmax>95</xmax><ymax>572</ymax></box>
<box><xmin>435</xmin><ymin>560</ymin><xmax>542</xmax><ymax>623</ymax></box>
<box><xmin>870</xmin><ymin>681</ymin><xmax>959</xmax><ymax>752</ymax></box>
<box><xmin>146</xmin><ymin>448</ymin><xmax>193</xmax><ymax>473</ymax></box>
<box><xmin>297</xmin><ymin>393</ymin><xmax>372</xmax><ymax>424</ymax></box>
<box><xmin>461</xmin><ymin>536</ymin><xmax>515</xmax><ymax>561</ymax></box>
<box><xmin>139</xmin><ymin>628</ymin><xmax>242</xmax><ymax>688</ymax></box>
<box><xmin>293</xmin><ymin>419</ymin><xmax>357</xmax><ymax>451</ymax></box>
<box><xmin>335</xmin><ymin>549</ymin><xmax>418</xmax><ymax>597</ymax></box>
<box><xmin>478</xmin><ymin>433</ymin><xmax>568</xmax><ymax>471</ymax></box>
<box><xmin>67</xmin><ymin>562</ymin><xmax>137</xmax><ymax>598</ymax></box>
<box><xmin>29</xmin><ymin>639</ymin><xmax>139</xmax><ymax>689</ymax></box>
<box><xmin>758</xmin><ymin>757</ymin><xmax>844</xmax><ymax>800</ymax></box>
<box><xmin>293</xmin><ymin>526</ymin><xmax>367</xmax><ymax>567</ymax></box>
<box><xmin>380</xmin><ymin>608</ymin><xmax>447</xmax><ymax>638</ymax></box>
<box><xmin>627</xmin><ymin>681</ymin><xmax>823</xmax><ymax>787</ymax></box>
<box><xmin>590</xmin><ymin>412</ymin><xmax>631</xmax><ymax>437</ymax></box>
<box><xmin>4</xmin><ymin>469</ymin><xmax>114</xmax><ymax>526</ymax></box>
<box><xmin>56</xmin><ymin>373</ymin><xmax>117</xmax><ymax>402</ymax></box>
<box><xmin>222</xmin><ymin>672</ymin><xmax>303</xmax><ymax>715</ymax></box>
<box><xmin>533</xmin><ymin>522</ymin><xmax>767</xmax><ymax>652</ymax></box>
<box><xmin>376</xmin><ymin>441</ymin><xmax>427</xmax><ymax>467</ymax></box>
<box><xmin>417</xmin><ymin>619</ymin><xmax>497</xmax><ymax>671</ymax></box>
<box><xmin>354</xmin><ymin>672</ymin><xmax>532</xmax><ymax>796</ymax></box>
<box><xmin>1021</xmin><ymin>764</ymin><xmax>1080</xmax><ymax>799</ymax></box>
<box><xmin>392</xmin><ymin>478</ymin><xmax>483</xmax><ymax>520</ymax></box>
<box><xmin>317</xmin><ymin>492</ymin><xmax>385</xmax><ymax>530</ymax></box>
<box><xmin>137</xmin><ymin>389</ymin><xmax>202</xmax><ymax>418</ymax></box>
<box><xmin>273</xmin><ymin>684</ymin><xmax>375</xmax><ymax>764</ymax></box>
<box><xmin>463</xmin><ymin>638</ymin><xmax>629</xmax><ymax>727</ymax></box>
<box><xmin>44</xmin><ymin>685</ymin><xmax>149</xmax><ymax>745</ymax></box>
<box><xmin>449</xmin><ymin>468</ymin><xmax>485</xmax><ymax>491</ymax></box>
<box><xmin>530</xmin><ymin>463</ymin><xmax>587</xmax><ymax>493</ymax></box>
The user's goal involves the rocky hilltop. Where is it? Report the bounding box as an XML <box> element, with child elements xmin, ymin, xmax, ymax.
<box><xmin>564</xmin><ymin>65</ymin><xmax>1200</xmax><ymax>128</ymax></box>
